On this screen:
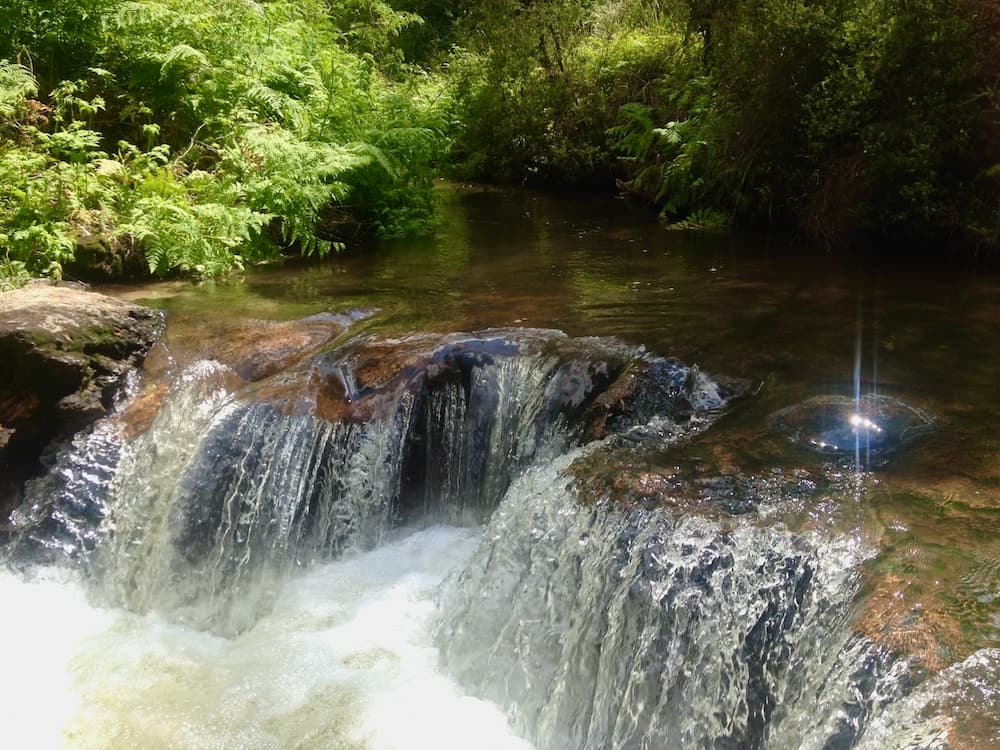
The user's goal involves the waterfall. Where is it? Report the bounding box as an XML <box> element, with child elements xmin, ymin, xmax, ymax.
<box><xmin>854</xmin><ymin>647</ymin><xmax>1000</xmax><ymax>749</ymax></box>
<box><xmin>3</xmin><ymin>327</ymin><xmax>990</xmax><ymax>748</ymax></box>
<box><xmin>7</xmin><ymin>330</ymin><xmax>727</xmax><ymax>633</ymax></box>
<box><xmin>8</xmin><ymin>416</ymin><xmax>122</xmax><ymax>563</ymax></box>
<box><xmin>93</xmin><ymin>360</ymin><xmax>417</xmax><ymax>632</ymax></box>
<box><xmin>436</xmin><ymin>446</ymin><xmax>913</xmax><ymax>750</ymax></box>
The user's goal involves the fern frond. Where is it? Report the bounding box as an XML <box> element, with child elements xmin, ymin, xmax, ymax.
<box><xmin>0</xmin><ymin>61</ymin><xmax>38</xmax><ymax>120</ymax></box>
<box><xmin>349</xmin><ymin>141</ymin><xmax>395</xmax><ymax>177</ymax></box>
<box><xmin>158</xmin><ymin>44</ymin><xmax>209</xmax><ymax>81</ymax></box>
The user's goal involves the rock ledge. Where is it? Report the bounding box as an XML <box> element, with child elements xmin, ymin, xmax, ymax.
<box><xmin>0</xmin><ymin>282</ymin><xmax>162</xmax><ymax>515</ymax></box>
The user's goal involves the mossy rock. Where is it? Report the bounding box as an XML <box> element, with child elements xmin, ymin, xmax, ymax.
<box><xmin>0</xmin><ymin>281</ymin><xmax>162</xmax><ymax>516</ymax></box>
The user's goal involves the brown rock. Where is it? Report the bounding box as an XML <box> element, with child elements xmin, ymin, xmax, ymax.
<box><xmin>116</xmin><ymin>311</ymin><xmax>369</xmax><ymax>439</ymax></box>
<box><xmin>237</xmin><ymin>329</ymin><xmax>573</xmax><ymax>424</ymax></box>
<box><xmin>238</xmin><ymin>332</ymin><xmax>468</xmax><ymax>423</ymax></box>
<box><xmin>586</xmin><ymin>359</ymin><xmax>650</xmax><ymax>440</ymax></box>
<box><xmin>189</xmin><ymin>312</ymin><xmax>365</xmax><ymax>383</ymax></box>
<box><xmin>0</xmin><ymin>281</ymin><xmax>162</xmax><ymax>515</ymax></box>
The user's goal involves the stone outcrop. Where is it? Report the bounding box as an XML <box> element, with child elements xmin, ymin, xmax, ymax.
<box><xmin>118</xmin><ymin>311</ymin><xmax>366</xmax><ymax>438</ymax></box>
<box><xmin>0</xmin><ymin>282</ymin><xmax>161</xmax><ymax>517</ymax></box>
<box><xmin>231</xmin><ymin>327</ymin><xmax>743</xmax><ymax>435</ymax></box>
<box><xmin>182</xmin><ymin>310</ymin><xmax>371</xmax><ymax>383</ymax></box>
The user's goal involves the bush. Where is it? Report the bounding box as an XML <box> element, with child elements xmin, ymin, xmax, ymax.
<box><xmin>0</xmin><ymin>0</ymin><xmax>446</xmax><ymax>283</ymax></box>
<box><xmin>441</xmin><ymin>0</ymin><xmax>1000</xmax><ymax>251</ymax></box>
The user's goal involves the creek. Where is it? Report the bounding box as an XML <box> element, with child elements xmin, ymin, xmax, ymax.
<box><xmin>3</xmin><ymin>186</ymin><xmax>999</xmax><ymax>748</ymax></box>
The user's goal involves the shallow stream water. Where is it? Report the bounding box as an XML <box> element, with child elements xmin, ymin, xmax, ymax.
<box><xmin>4</xmin><ymin>185</ymin><xmax>1000</xmax><ymax>748</ymax></box>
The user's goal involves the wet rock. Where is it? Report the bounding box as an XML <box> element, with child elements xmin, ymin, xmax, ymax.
<box><xmin>587</xmin><ymin>359</ymin><xmax>691</xmax><ymax>440</ymax></box>
<box><xmin>117</xmin><ymin>310</ymin><xmax>369</xmax><ymax>439</ymax></box>
<box><xmin>0</xmin><ymin>282</ymin><xmax>161</xmax><ymax>516</ymax></box>
<box><xmin>187</xmin><ymin>310</ymin><xmax>370</xmax><ymax>382</ymax></box>
<box><xmin>437</xmin><ymin>454</ymin><xmax>904</xmax><ymax>750</ymax></box>
<box><xmin>586</xmin><ymin>357</ymin><xmax>747</xmax><ymax>440</ymax></box>
<box><xmin>770</xmin><ymin>394</ymin><xmax>934</xmax><ymax>464</ymax></box>
<box><xmin>217</xmin><ymin>327</ymin><xmax>748</xmax><ymax>524</ymax></box>
<box><xmin>236</xmin><ymin>326</ymin><xmax>740</xmax><ymax>437</ymax></box>
<box><xmin>241</xmin><ymin>328</ymin><xmax>630</xmax><ymax>426</ymax></box>
<box><xmin>130</xmin><ymin>329</ymin><xmax>744</xmax><ymax>567</ymax></box>
<box><xmin>571</xmin><ymin>442</ymin><xmax>829</xmax><ymax>521</ymax></box>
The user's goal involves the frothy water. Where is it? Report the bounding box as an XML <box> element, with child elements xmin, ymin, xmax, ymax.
<box><xmin>2</xmin><ymin>527</ymin><xmax>532</xmax><ymax>750</ymax></box>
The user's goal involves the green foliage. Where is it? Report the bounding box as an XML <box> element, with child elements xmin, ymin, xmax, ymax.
<box><xmin>609</xmin><ymin>76</ymin><xmax>718</xmax><ymax>219</ymax></box>
<box><xmin>0</xmin><ymin>0</ymin><xmax>996</xmax><ymax>279</ymax></box>
<box><xmin>443</xmin><ymin>2</ymin><xmax>685</xmax><ymax>186</ymax></box>
<box><xmin>0</xmin><ymin>0</ymin><xmax>447</xmax><ymax>281</ymax></box>
<box><xmin>0</xmin><ymin>0</ymin><xmax>117</xmax><ymax>89</ymax></box>
<box><xmin>0</xmin><ymin>61</ymin><xmax>37</xmax><ymax>121</ymax></box>
<box><xmin>667</xmin><ymin>208</ymin><xmax>731</xmax><ymax>232</ymax></box>
<box><xmin>0</xmin><ymin>257</ymin><xmax>32</xmax><ymax>291</ymax></box>
<box><xmin>327</xmin><ymin>0</ymin><xmax>423</xmax><ymax>71</ymax></box>
<box><xmin>441</xmin><ymin>0</ymin><xmax>999</xmax><ymax>252</ymax></box>
<box><xmin>387</xmin><ymin>0</ymin><xmax>462</xmax><ymax>64</ymax></box>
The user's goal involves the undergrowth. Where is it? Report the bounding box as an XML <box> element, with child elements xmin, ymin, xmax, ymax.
<box><xmin>2</xmin><ymin>0</ymin><xmax>997</xmax><ymax>284</ymax></box>
<box><xmin>0</xmin><ymin>0</ymin><xmax>446</xmax><ymax>282</ymax></box>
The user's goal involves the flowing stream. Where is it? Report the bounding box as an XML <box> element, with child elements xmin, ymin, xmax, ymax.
<box><xmin>3</xmin><ymin>187</ymin><xmax>1000</xmax><ymax>748</ymax></box>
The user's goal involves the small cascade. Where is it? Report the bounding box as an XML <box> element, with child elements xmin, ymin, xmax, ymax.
<box><xmin>437</xmin><ymin>447</ymin><xmax>917</xmax><ymax>750</ymax></box>
<box><xmin>6</xmin><ymin>328</ymin><xmax>734</xmax><ymax>634</ymax></box>
<box><xmin>7</xmin><ymin>417</ymin><xmax>124</xmax><ymax>565</ymax></box>
<box><xmin>400</xmin><ymin>351</ymin><xmax>588</xmax><ymax>523</ymax></box>
<box><xmin>854</xmin><ymin>648</ymin><xmax>1000</xmax><ymax>749</ymax></box>
<box><xmin>3</xmin><ymin>321</ymin><xmax>978</xmax><ymax>747</ymax></box>
<box><xmin>91</xmin><ymin>360</ymin><xmax>418</xmax><ymax>632</ymax></box>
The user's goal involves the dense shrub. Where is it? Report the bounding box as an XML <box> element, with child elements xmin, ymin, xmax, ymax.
<box><xmin>440</xmin><ymin>0</ymin><xmax>1000</xmax><ymax>251</ymax></box>
<box><xmin>0</xmin><ymin>0</ymin><xmax>445</xmax><ymax>282</ymax></box>
<box><xmin>1</xmin><ymin>0</ymin><xmax>996</xmax><ymax>285</ymax></box>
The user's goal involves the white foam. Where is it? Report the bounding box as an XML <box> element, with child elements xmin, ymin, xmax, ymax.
<box><xmin>0</xmin><ymin>527</ymin><xmax>534</xmax><ymax>750</ymax></box>
<box><xmin>0</xmin><ymin>567</ymin><xmax>115</xmax><ymax>749</ymax></box>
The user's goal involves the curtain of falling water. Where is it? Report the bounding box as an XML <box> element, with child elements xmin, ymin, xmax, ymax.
<box><xmin>436</xmin><ymin>445</ymin><xmax>966</xmax><ymax>750</ymax></box>
<box><xmin>5</xmin><ymin>341</ymin><xmax>999</xmax><ymax>749</ymax></box>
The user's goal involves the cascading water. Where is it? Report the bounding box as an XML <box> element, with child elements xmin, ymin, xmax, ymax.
<box><xmin>94</xmin><ymin>361</ymin><xmax>416</xmax><ymax>633</ymax></box>
<box><xmin>0</xmin><ymin>527</ymin><xmax>532</xmax><ymax>750</ymax></box>
<box><xmin>7</xmin><ymin>329</ymin><xmax>694</xmax><ymax>630</ymax></box>
<box><xmin>437</xmin><ymin>447</ymin><xmax>905</xmax><ymax>750</ymax></box>
<box><xmin>2</xmin><ymin>326</ymin><xmax>996</xmax><ymax>748</ymax></box>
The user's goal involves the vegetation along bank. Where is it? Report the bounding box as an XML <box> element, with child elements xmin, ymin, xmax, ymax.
<box><xmin>1</xmin><ymin>0</ymin><xmax>998</xmax><ymax>284</ymax></box>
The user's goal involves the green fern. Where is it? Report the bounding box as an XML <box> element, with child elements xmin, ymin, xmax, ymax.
<box><xmin>0</xmin><ymin>61</ymin><xmax>37</xmax><ymax>121</ymax></box>
<box><xmin>609</xmin><ymin>76</ymin><xmax>718</xmax><ymax>219</ymax></box>
<box><xmin>0</xmin><ymin>0</ymin><xmax>446</xmax><ymax>281</ymax></box>
<box><xmin>157</xmin><ymin>43</ymin><xmax>209</xmax><ymax>82</ymax></box>
<box><xmin>667</xmin><ymin>208</ymin><xmax>731</xmax><ymax>231</ymax></box>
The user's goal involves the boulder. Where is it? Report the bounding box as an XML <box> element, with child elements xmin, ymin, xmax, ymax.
<box><xmin>238</xmin><ymin>328</ymin><xmax>640</xmax><ymax>426</ymax></box>
<box><xmin>180</xmin><ymin>310</ymin><xmax>371</xmax><ymax>383</ymax></box>
<box><xmin>769</xmin><ymin>393</ymin><xmax>935</xmax><ymax>465</ymax></box>
<box><xmin>0</xmin><ymin>282</ymin><xmax>161</xmax><ymax>517</ymax></box>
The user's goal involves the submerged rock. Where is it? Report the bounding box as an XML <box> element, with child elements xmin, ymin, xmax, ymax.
<box><xmin>437</xmin><ymin>448</ymin><xmax>912</xmax><ymax>750</ymax></box>
<box><xmin>0</xmin><ymin>282</ymin><xmax>161</xmax><ymax>516</ymax></box>
<box><xmin>246</xmin><ymin>329</ymin><xmax>620</xmax><ymax>424</ymax></box>
<box><xmin>117</xmin><ymin>310</ymin><xmax>368</xmax><ymax>438</ymax></box>
<box><xmin>221</xmin><ymin>327</ymin><xmax>734</xmax><ymax>529</ymax></box>
<box><xmin>183</xmin><ymin>310</ymin><xmax>371</xmax><ymax>383</ymax></box>
<box><xmin>238</xmin><ymin>327</ymin><xmax>744</xmax><ymax>437</ymax></box>
<box><xmin>585</xmin><ymin>357</ymin><xmax>746</xmax><ymax>440</ymax></box>
<box><xmin>770</xmin><ymin>394</ymin><xmax>935</xmax><ymax>464</ymax></box>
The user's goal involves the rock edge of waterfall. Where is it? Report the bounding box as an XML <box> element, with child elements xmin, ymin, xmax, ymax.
<box><xmin>0</xmin><ymin>282</ymin><xmax>162</xmax><ymax>517</ymax></box>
